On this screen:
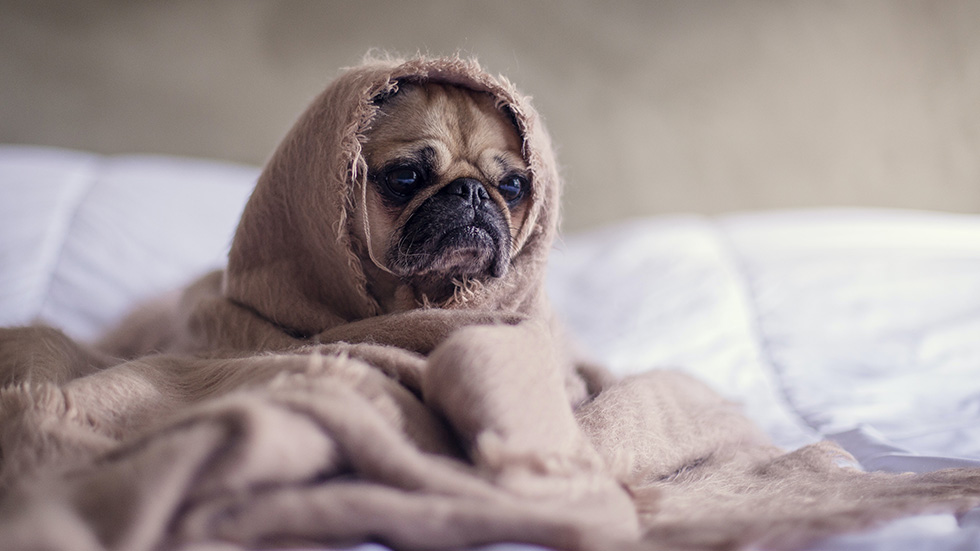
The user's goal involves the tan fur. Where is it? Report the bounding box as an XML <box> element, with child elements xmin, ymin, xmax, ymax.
<box><xmin>358</xmin><ymin>82</ymin><xmax>530</xmax><ymax>311</ymax></box>
<box><xmin>1</xmin><ymin>55</ymin><xmax>980</xmax><ymax>551</ymax></box>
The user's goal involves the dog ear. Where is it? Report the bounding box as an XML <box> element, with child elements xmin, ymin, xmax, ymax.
<box><xmin>371</xmin><ymin>88</ymin><xmax>397</xmax><ymax>105</ymax></box>
<box><xmin>371</xmin><ymin>78</ymin><xmax>413</xmax><ymax>106</ymax></box>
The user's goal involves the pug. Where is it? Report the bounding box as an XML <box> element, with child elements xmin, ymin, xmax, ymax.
<box><xmin>359</xmin><ymin>82</ymin><xmax>532</xmax><ymax>306</ymax></box>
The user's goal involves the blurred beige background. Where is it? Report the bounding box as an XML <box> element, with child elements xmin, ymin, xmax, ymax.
<box><xmin>2</xmin><ymin>0</ymin><xmax>978</xmax><ymax>231</ymax></box>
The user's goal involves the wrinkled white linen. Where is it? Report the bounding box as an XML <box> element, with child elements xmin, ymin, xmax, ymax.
<box><xmin>0</xmin><ymin>145</ymin><xmax>257</xmax><ymax>340</ymax></box>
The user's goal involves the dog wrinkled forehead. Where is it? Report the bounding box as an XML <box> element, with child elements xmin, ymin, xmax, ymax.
<box><xmin>362</xmin><ymin>79</ymin><xmax>527</xmax><ymax>185</ymax></box>
<box><xmin>362</xmin><ymin>81</ymin><xmax>528</xmax><ymax>193</ymax></box>
<box><xmin>370</xmin><ymin>78</ymin><xmax>522</xmax><ymax>132</ymax></box>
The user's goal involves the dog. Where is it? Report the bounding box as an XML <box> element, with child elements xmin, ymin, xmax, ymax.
<box><xmin>359</xmin><ymin>82</ymin><xmax>532</xmax><ymax>306</ymax></box>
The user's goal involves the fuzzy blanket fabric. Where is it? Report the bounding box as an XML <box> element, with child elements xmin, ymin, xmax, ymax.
<box><xmin>2</xmin><ymin>56</ymin><xmax>980</xmax><ymax>551</ymax></box>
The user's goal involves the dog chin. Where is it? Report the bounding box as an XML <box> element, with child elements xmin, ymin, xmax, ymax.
<box><xmin>389</xmin><ymin>223</ymin><xmax>510</xmax><ymax>286</ymax></box>
<box><xmin>433</xmin><ymin>224</ymin><xmax>506</xmax><ymax>277</ymax></box>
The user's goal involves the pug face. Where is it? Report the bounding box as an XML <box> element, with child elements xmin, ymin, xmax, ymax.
<box><xmin>360</xmin><ymin>82</ymin><xmax>531</xmax><ymax>302</ymax></box>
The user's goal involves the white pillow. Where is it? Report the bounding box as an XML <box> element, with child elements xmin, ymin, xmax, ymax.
<box><xmin>0</xmin><ymin>145</ymin><xmax>257</xmax><ymax>340</ymax></box>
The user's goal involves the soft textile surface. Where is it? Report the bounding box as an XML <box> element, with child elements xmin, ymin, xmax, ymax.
<box><xmin>551</xmin><ymin>211</ymin><xmax>980</xmax><ymax>455</ymax></box>
<box><xmin>2</xmin><ymin>59</ymin><xmax>980</xmax><ymax>551</ymax></box>
<box><xmin>3</xmin><ymin>145</ymin><xmax>980</xmax><ymax>550</ymax></box>
<box><xmin>0</xmin><ymin>146</ymin><xmax>258</xmax><ymax>342</ymax></box>
<box><xmin>550</xmin><ymin>211</ymin><xmax>980</xmax><ymax>549</ymax></box>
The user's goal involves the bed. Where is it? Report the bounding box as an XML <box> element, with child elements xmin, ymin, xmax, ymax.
<box><xmin>2</xmin><ymin>144</ymin><xmax>979</xmax><ymax>550</ymax></box>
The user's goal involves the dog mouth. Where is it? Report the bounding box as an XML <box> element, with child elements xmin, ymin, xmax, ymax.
<box><xmin>441</xmin><ymin>225</ymin><xmax>494</xmax><ymax>249</ymax></box>
<box><xmin>388</xmin><ymin>207</ymin><xmax>511</xmax><ymax>283</ymax></box>
<box><xmin>433</xmin><ymin>224</ymin><xmax>501</xmax><ymax>276</ymax></box>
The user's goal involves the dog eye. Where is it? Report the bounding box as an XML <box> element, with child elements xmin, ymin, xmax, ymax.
<box><xmin>498</xmin><ymin>175</ymin><xmax>526</xmax><ymax>204</ymax></box>
<box><xmin>385</xmin><ymin>167</ymin><xmax>421</xmax><ymax>198</ymax></box>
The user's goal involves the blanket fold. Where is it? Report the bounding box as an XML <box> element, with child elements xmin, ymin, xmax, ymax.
<box><xmin>2</xmin><ymin>55</ymin><xmax>980</xmax><ymax>551</ymax></box>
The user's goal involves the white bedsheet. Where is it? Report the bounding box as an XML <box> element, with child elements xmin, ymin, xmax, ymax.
<box><xmin>550</xmin><ymin>212</ymin><xmax>980</xmax><ymax>550</ymax></box>
<box><xmin>2</xmin><ymin>145</ymin><xmax>979</xmax><ymax>550</ymax></box>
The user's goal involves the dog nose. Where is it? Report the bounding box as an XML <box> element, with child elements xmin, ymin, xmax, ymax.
<box><xmin>441</xmin><ymin>178</ymin><xmax>489</xmax><ymax>206</ymax></box>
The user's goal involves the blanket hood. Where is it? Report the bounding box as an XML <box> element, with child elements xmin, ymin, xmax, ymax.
<box><xmin>224</xmin><ymin>56</ymin><xmax>561</xmax><ymax>336</ymax></box>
